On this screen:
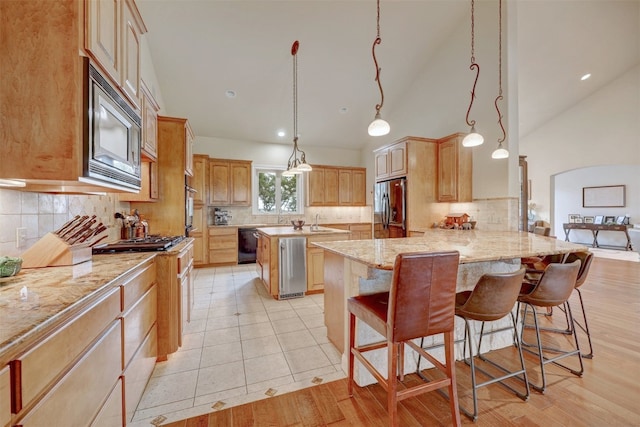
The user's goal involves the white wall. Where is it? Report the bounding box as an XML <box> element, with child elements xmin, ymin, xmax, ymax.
<box><xmin>521</xmin><ymin>64</ymin><xmax>640</xmax><ymax>227</ymax></box>
<box><xmin>553</xmin><ymin>165</ymin><xmax>639</xmax><ymax>247</ymax></box>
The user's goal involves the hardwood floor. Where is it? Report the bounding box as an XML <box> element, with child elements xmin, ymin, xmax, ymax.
<box><xmin>162</xmin><ymin>257</ymin><xmax>640</xmax><ymax>426</ymax></box>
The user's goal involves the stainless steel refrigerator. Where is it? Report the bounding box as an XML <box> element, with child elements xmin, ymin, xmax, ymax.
<box><xmin>373</xmin><ymin>177</ymin><xmax>406</xmax><ymax>238</ymax></box>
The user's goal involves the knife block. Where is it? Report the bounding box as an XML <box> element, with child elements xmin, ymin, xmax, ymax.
<box><xmin>21</xmin><ymin>232</ymin><xmax>92</xmax><ymax>268</ymax></box>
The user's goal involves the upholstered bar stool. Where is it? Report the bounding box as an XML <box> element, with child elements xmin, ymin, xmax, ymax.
<box><xmin>348</xmin><ymin>251</ymin><xmax>461</xmax><ymax>427</ymax></box>
<box><xmin>532</xmin><ymin>251</ymin><xmax>595</xmax><ymax>359</ymax></box>
<box><xmin>454</xmin><ymin>268</ymin><xmax>529</xmax><ymax>421</ymax></box>
<box><xmin>518</xmin><ymin>260</ymin><xmax>583</xmax><ymax>393</ymax></box>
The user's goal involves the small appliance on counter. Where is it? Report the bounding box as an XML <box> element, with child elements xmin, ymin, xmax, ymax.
<box><xmin>213</xmin><ymin>207</ymin><xmax>231</xmax><ymax>226</ymax></box>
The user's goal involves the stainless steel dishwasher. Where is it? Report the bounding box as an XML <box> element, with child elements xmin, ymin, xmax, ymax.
<box><xmin>279</xmin><ymin>237</ymin><xmax>307</xmax><ymax>299</ymax></box>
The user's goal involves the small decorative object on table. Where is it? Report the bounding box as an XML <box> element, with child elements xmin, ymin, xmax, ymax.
<box><xmin>0</xmin><ymin>256</ymin><xmax>23</xmax><ymax>277</ymax></box>
<box><xmin>291</xmin><ymin>220</ymin><xmax>305</xmax><ymax>230</ymax></box>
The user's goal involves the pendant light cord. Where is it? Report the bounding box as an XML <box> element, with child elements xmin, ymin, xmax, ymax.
<box><xmin>494</xmin><ymin>0</ymin><xmax>506</xmax><ymax>144</ymax></box>
<box><xmin>287</xmin><ymin>41</ymin><xmax>307</xmax><ymax>169</ymax></box>
<box><xmin>372</xmin><ymin>0</ymin><xmax>384</xmax><ymax>113</ymax></box>
<box><xmin>465</xmin><ymin>0</ymin><xmax>480</xmax><ymax>128</ymax></box>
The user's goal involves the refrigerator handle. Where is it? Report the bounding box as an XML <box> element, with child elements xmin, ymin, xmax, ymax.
<box><xmin>383</xmin><ymin>193</ymin><xmax>390</xmax><ymax>229</ymax></box>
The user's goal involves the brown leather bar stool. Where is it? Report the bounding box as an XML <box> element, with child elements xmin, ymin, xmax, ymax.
<box><xmin>348</xmin><ymin>251</ymin><xmax>461</xmax><ymax>427</ymax></box>
<box><xmin>533</xmin><ymin>251</ymin><xmax>595</xmax><ymax>358</ymax></box>
<box><xmin>517</xmin><ymin>260</ymin><xmax>583</xmax><ymax>393</ymax></box>
<box><xmin>454</xmin><ymin>268</ymin><xmax>529</xmax><ymax>421</ymax></box>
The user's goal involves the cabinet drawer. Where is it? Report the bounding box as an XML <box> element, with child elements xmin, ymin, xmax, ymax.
<box><xmin>17</xmin><ymin>321</ymin><xmax>122</xmax><ymax>427</ymax></box>
<box><xmin>123</xmin><ymin>325</ymin><xmax>157</xmax><ymax>423</ymax></box>
<box><xmin>122</xmin><ymin>286</ymin><xmax>157</xmax><ymax>366</ymax></box>
<box><xmin>91</xmin><ymin>377</ymin><xmax>123</xmax><ymax>427</ymax></box>
<box><xmin>12</xmin><ymin>288</ymin><xmax>120</xmax><ymax>412</ymax></box>
<box><xmin>120</xmin><ymin>260</ymin><xmax>156</xmax><ymax>311</ymax></box>
<box><xmin>209</xmin><ymin>234</ymin><xmax>238</xmax><ymax>250</ymax></box>
<box><xmin>349</xmin><ymin>224</ymin><xmax>371</xmax><ymax>232</ymax></box>
<box><xmin>208</xmin><ymin>227</ymin><xmax>238</xmax><ymax>237</ymax></box>
<box><xmin>1</xmin><ymin>366</ymin><xmax>10</xmax><ymax>427</ymax></box>
<box><xmin>209</xmin><ymin>249</ymin><xmax>238</xmax><ymax>264</ymax></box>
<box><xmin>177</xmin><ymin>244</ymin><xmax>194</xmax><ymax>276</ymax></box>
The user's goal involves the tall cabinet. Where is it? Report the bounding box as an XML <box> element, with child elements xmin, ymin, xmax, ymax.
<box><xmin>131</xmin><ymin>116</ymin><xmax>193</xmax><ymax>236</ymax></box>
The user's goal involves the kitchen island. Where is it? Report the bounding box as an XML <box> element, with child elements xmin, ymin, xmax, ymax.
<box><xmin>255</xmin><ymin>226</ymin><xmax>351</xmax><ymax>298</ymax></box>
<box><xmin>312</xmin><ymin>229</ymin><xmax>587</xmax><ymax>385</ymax></box>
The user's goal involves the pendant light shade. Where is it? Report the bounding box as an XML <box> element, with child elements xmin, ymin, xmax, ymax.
<box><xmin>491</xmin><ymin>145</ymin><xmax>509</xmax><ymax>159</ymax></box>
<box><xmin>368</xmin><ymin>112</ymin><xmax>390</xmax><ymax>136</ymax></box>
<box><xmin>462</xmin><ymin>126</ymin><xmax>484</xmax><ymax>147</ymax></box>
<box><xmin>367</xmin><ymin>0</ymin><xmax>390</xmax><ymax>137</ymax></box>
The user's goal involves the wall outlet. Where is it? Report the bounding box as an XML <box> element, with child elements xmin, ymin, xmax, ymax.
<box><xmin>16</xmin><ymin>227</ymin><xmax>27</xmax><ymax>248</ymax></box>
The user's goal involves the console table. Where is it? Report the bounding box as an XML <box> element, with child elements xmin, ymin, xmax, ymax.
<box><xmin>563</xmin><ymin>223</ymin><xmax>634</xmax><ymax>251</ymax></box>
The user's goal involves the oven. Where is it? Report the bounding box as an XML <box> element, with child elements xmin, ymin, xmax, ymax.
<box><xmin>238</xmin><ymin>227</ymin><xmax>258</xmax><ymax>264</ymax></box>
<box><xmin>185</xmin><ymin>179</ymin><xmax>196</xmax><ymax>236</ymax></box>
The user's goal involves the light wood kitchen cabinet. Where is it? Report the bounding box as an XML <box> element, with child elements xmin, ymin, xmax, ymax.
<box><xmin>256</xmin><ymin>233</ymin><xmax>272</xmax><ymax>291</ymax></box>
<box><xmin>131</xmin><ymin>116</ymin><xmax>192</xmax><ymax>236</ymax></box>
<box><xmin>118</xmin><ymin>160</ymin><xmax>158</xmax><ymax>202</ymax></box>
<box><xmin>437</xmin><ymin>132</ymin><xmax>472</xmax><ymax>202</ymax></box>
<box><xmin>192</xmin><ymin>204</ymin><xmax>207</xmax><ymax>266</ymax></box>
<box><xmin>308</xmin><ymin>166</ymin><xmax>366</xmax><ymax>206</ymax></box>
<box><xmin>155</xmin><ymin>240</ymin><xmax>194</xmax><ymax>360</ymax></box>
<box><xmin>185</xmin><ymin>122</ymin><xmax>195</xmax><ymax>177</ymax></box>
<box><xmin>208</xmin><ymin>159</ymin><xmax>252</xmax><ymax>206</ymax></box>
<box><xmin>5</xmin><ymin>258</ymin><xmax>157</xmax><ymax>427</ymax></box>
<box><xmin>86</xmin><ymin>0</ymin><xmax>147</xmax><ymax>108</ymax></box>
<box><xmin>349</xmin><ymin>223</ymin><xmax>372</xmax><ymax>240</ymax></box>
<box><xmin>0</xmin><ymin>1</ymin><xmax>145</xmax><ymax>193</ymax></box>
<box><xmin>191</xmin><ymin>155</ymin><xmax>208</xmax><ymax>204</ymax></box>
<box><xmin>1</xmin><ymin>366</ymin><xmax>11</xmax><ymax>427</ymax></box>
<box><xmin>374</xmin><ymin>140</ymin><xmax>407</xmax><ymax>181</ymax></box>
<box><xmin>374</xmin><ymin>136</ymin><xmax>445</xmax><ymax>231</ymax></box>
<box><xmin>122</xmin><ymin>326</ymin><xmax>156</xmax><ymax>423</ymax></box>
<box><xmin>179</xmin><ymin>246</ymin><xmax>194</xmax><ymax>344</ymax></box>
<box><xmin>16</xmin><ymin>321</ymin><xmax>123</xmax><ymax>427</ymax></box>
<box><xmin>209</xmin><ymin>227</ymin><xmax>238</xmax><ymax>265</ymax></box>
<box><xmin>307</xmin><ymin>247</ymin><xmax>325</xmax><ymax>293</ymax></box>
<box><xmin>140</xmin><ymin>80</ymin><xmax>159</xmax><ymax>160</ymax></box>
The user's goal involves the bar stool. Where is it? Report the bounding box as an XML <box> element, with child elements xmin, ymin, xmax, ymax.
<box><xmin>517</xmin><ymin>260</ymin><xmax>583</xmax><ymax>393</ymax></box>
<box><xmin>454</xmin><ymin>268</ymin><xmax>529</xmax><ymax>421</ymax></box>
<box><xmin>348</xmin><ymin>251</ymin><xmax>461</xmax><ymax>427</ymax></box>
<box><xmin>533</xmin><ymin>251</ymin><xmax>595</xmax><ymax>358</ymax></box>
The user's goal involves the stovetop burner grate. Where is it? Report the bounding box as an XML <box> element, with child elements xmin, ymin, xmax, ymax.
<box><xmin>92</xmin><ymin>235</ymin><xmax>185</xmax><ymax>253</ymax></box>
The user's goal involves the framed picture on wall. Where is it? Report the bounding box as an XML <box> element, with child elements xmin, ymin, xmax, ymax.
<box><xmin>568</xmin><ymin>214</ymin><xmax>581</xmax><ymax>223</ymax></box>
<box><xmin>594</xmin><ymin>215</ymin><xmax>604</xmax><ymax>224</ymax></box>
<box><xmin>583</xmin><ymin>185</ymin><xmax>625</xmax><ymax>208</ymax></box>
<box><xmin>583</xmin><ymin>216</ymin><xmax>594</xmax><ymax>224</ymax></box>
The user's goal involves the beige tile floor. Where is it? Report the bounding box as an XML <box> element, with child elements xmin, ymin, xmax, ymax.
<box><xmin>130</xmin><ymin>264</ymin><xmax>346</xmax><ymax>426</ymax></box>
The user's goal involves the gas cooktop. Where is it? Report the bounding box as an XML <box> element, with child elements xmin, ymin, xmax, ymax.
<box><xmin>92</xmin><ymin>235</ymin><xmax>185</xmax><ymax>253</ymax></box>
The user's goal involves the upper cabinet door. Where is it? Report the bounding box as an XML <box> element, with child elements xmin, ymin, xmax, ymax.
<box><xmin>209</xmin><ymin>160</ymin><xmax>230</xmax><ymax>205</ymax></box>
<box><xmin>230</xmin><ymin>161</ymin><xmax>251</xmax><ymax>206</ymax></box>
<box><xmin>121</xmin><ymin>0</ymin><xmax>143</xmax><ymax>107</ymax></box>
<box><xmin>86</xmin><ymin>0</ymin><xmax>121</xmax><ymax>85</ymax></box>
<box><xmin>140</xmin><ymin>80</ymin><xmax>159</xmax><ymax>161</ymax></box>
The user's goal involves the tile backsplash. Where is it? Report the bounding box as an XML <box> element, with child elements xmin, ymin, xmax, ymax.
<box><xmin>0</xmin><ymin>188</ymin><xmax>128</xmax><ymax>257</ymax></box>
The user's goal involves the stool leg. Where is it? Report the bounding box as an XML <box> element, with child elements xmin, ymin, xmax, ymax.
<box><xmin>388</xmin><ymin>339</ymin><xmax>399</xmax><ymax>426</ymax></box>
<box><xmin>444</xmin><ymin>330</ymin><xmax>462</xmax><ymax>427</ymax></box>
<box><xmin>348</xmin><ymin>312</ymin><xmax>356</xmax><ymax>397</ymax></box>
<box><xmin>576</xmin><ymin>289</ymin><xmax>594</xmax><ymax>359</ymax></box>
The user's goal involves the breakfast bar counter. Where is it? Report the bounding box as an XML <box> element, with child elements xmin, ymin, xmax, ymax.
<box><xmin>312</xmin><ymin>230</ymin><xmax>587</xmax><ymax>385</ymax></box>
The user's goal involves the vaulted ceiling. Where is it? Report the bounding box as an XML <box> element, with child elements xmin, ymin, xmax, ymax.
<box><xmin>137</xmin><ymin>0</ymin><xmax>639</xmax><ymax>150</ymax></box>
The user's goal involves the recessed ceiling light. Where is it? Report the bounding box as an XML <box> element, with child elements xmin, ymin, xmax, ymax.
<box><xmin>580</xmin><ymin>73</ymin><xmax>591</xmax><ymax>81</ymax></box>
<box><xmin>277</xmin><ymin>130</ymin><xmax>286</xmax><ymax>137</ymax></box>
<box><xmin>225</xmin><ymin>90</ymin><xmax>236</xmax><ymax>98</ymax></box>
<box><xmin>339</xmin><ymin>107</ymin><xmax>348</xmax><ymax>114</ymax></box>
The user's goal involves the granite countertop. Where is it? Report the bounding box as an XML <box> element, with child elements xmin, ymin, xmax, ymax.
<box><xmin>0</xmin><ymin>238</ymin><xmax>194</xmax><ymax>364</ymax></box>
<box><xmin>256</xmin><ymin>226</ymin><xmax>352</xmax><ymax>238</ymax></box>
<box><xmin>312</xmin><ymin>229</ymin><xmax>588</xmax><ymax>270</ymax></box>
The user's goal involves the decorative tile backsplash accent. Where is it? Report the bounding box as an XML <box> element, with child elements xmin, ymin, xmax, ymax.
<box><xmin>0</xmin><ymin>188</ymin><xmax>129</xmax><ymax>256</ymax></box>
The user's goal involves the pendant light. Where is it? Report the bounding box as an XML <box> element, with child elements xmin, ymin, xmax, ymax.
<box><xmin>367</xmin><ymin>0</ymin><xmax>390</xmax><ymax>137</ymax></box>
<box><xmin>462</xmin><ymin>0</ymin><xmax>484</xmax><ymax>148</ymax></box>
<box><xmin>491</xmin><ymin>0</ymin><xmax>509</xmax><ymax>159</ymax></box>
<box><xmin>283</xmin><ymin>40</ymin><xmax>312</xmax><ymax>176</ymax></box>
